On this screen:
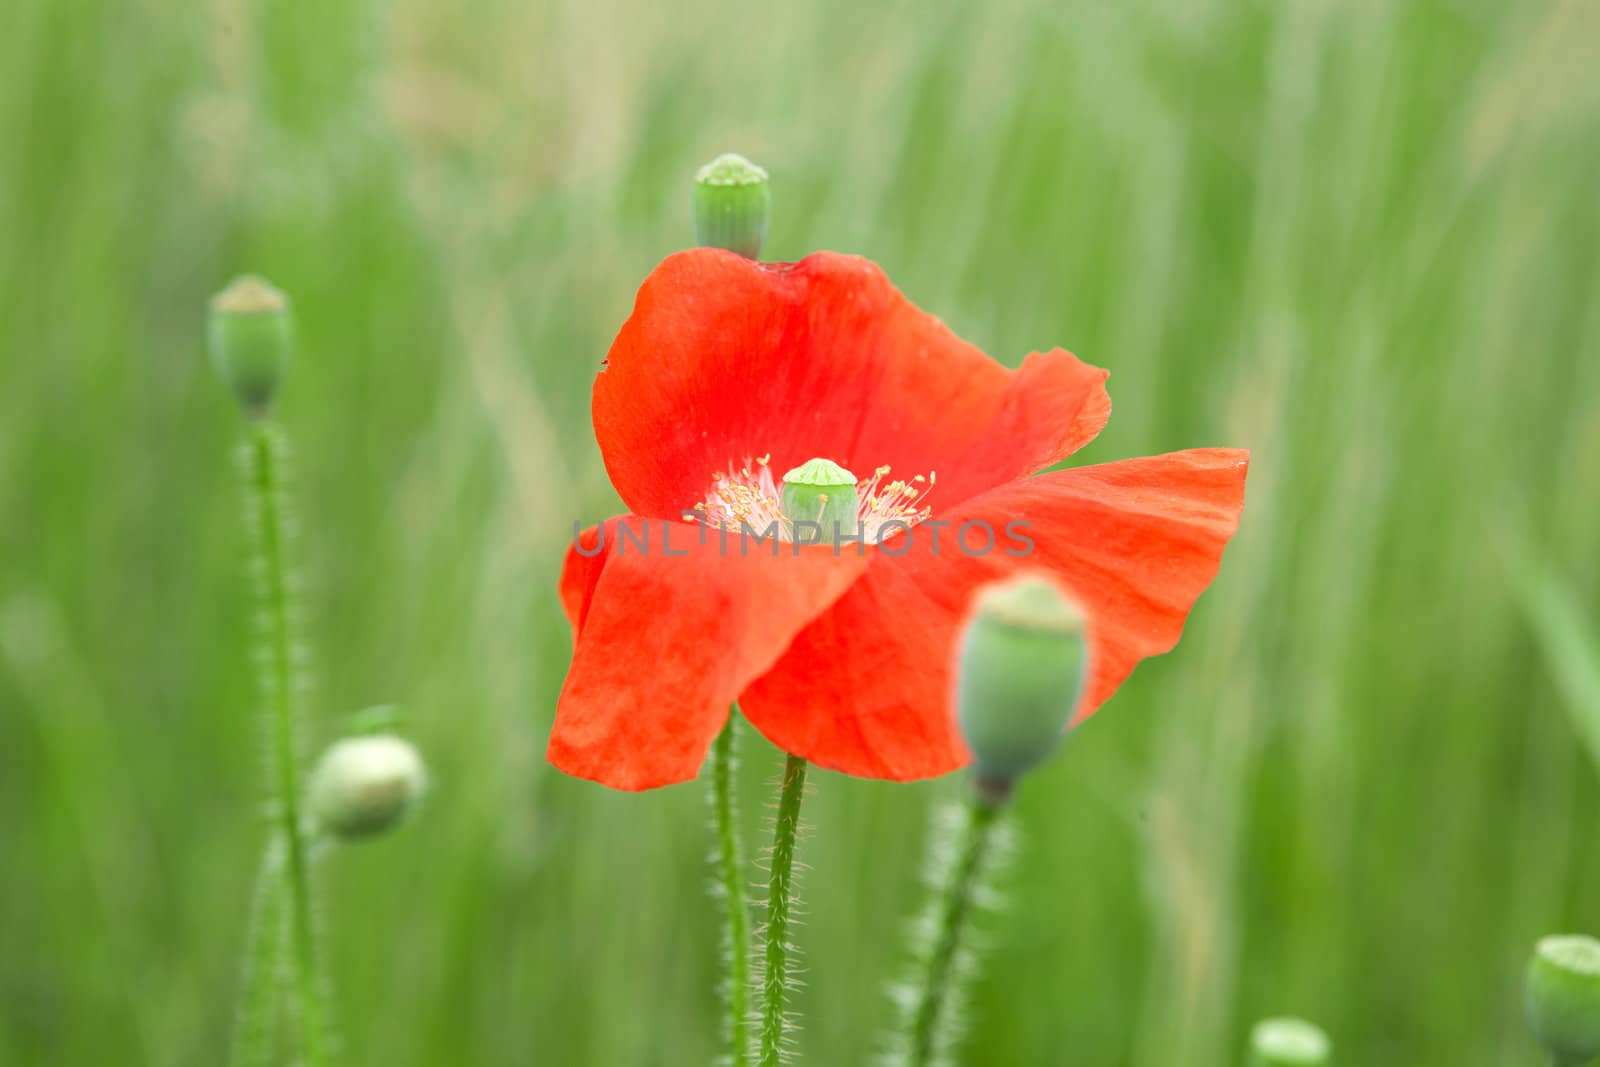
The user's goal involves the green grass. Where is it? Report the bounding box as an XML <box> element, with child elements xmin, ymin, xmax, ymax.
<box><xmin>3</xmin><ymin>0</ymin><xmax>1599</xmax><ymax>1064</ymax></box>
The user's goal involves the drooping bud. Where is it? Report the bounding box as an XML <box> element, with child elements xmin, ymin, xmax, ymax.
<box><xmin>956</xmin><ymin>574</ymin><xmax>1087</xmax><ymax>803</ymax></box>
<box><xmin>308</xmin><ymin>734</ymin><xmax>427</xmax><ymax>842</ymax></box>
<box><xmin>1527</xmin><ymin>935</ymin><xmax>1600</xmax><ymax>1066</ymax></box>
<box><xmin>1247</xmin><ymin>1018</ymin><xmax>1331</xmax><ymax>1066</ymax></box>
<box><xmin>692</xmin><ymin>152</ymin><xmax>771</xmax><ymax>259</ymax></box>
<box><xmin>779</xmin><ymin>458</ymin><xmax>859</xmax><ymax>541</ymax></box>
<box><xmin>208</xmin><ymin>274</ymin><xmax>292</xmax><ymax>416</ymax></box>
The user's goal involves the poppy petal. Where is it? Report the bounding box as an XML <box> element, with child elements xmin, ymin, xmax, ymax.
<box><xmin>559</xmin><ymin>521</ymin><xmax>612</xmax><ymax>633</ymax></box>
<box><xmin>549</xmin><ymin>517</ymin><xmax>870</xmax><ymax>790</ymax></box>
<box><xmin>593</xmin><ymin>249</ymin><xmax>1111</xmax><ymax>521</ymax></box>
<box><xmin>737</xmin><ymin>449</ymin><xmax>1250</xmax><ymax>780</ymax></box>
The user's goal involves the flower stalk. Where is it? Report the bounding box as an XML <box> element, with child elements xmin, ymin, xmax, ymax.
<box><xmin>885</xmin><ymin>573</ymin><xmax>1084</xmax><ymax>1064</ymax></box>
<box><xmin>710</xmin><ymin>713</ymin><xmax>752</xmax><ymax>1067</ymax></box>
<box><xmin>759</xmin><ymin>754</ymin><xmax>808</xmax><ymax>1066</ymax></box>
<box><xmin>242</xmin><ymin>421</ymin><xmax>331</xmax><ymax>1065</ymax></box>
<box><xmin>893</xmin><ymin>792</ymin><xmax>1008</xmax><ymax>1067</ymax></box>
<box><xmin>228</xmin><ymin>833</ymin><xmax>288</xmax><ymax>1067</ymax></box>
<box><xmin>695</xmin><ymin>156</ymin><xmax>768</xmax><ymax>1067</ymax></box>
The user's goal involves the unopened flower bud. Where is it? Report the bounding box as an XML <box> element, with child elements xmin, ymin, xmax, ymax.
<box><xmin>1527</xmin><ymin>935</ymin><xmax>1600</xmax><ymax>1065</ymax></box>
<box><xmin>309</xmin><ymin>734</ymin><xmax>426</xmax><ymax>841</ymax></box>
<box><xmin>692</xmin><ymin>152</ymin><xmax>771</xmax><ymax>259</ymax></box>
<box><xmin>1248</xmin><ymin>1018</ymin><xmax>1330</xmax><ymax>1066</ymax></box>
<box><xmin>208</xmin><ymin>274</ymin><xmax>291</xmax><ymax>415</ymax></box>
<box><xmin>780</xmin><ymin>458</ymin><xmax>859</xmax><ymax>539</ymax></box>
<box><xmin>956</xmin><ymin>574</ymin><xmax>1087</xmax><ymax>800</ymax></box>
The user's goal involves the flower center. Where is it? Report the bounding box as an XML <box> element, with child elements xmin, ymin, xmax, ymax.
<box><xmin>779</xmin><ymin>457</ymin><xmax>860</xmax><ymax>532</ymax></box>
<box><xmin>692</xmin><ymin>455</ymin><xmax>934</xmax><ymax>544</ymax></box>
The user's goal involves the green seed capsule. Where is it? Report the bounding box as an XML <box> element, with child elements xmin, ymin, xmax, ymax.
<box><xmin>780</xmin><ymin>458</ymin><xmax>859</xmax><ymax>542</ymax></box>
<box><xmin>1248</xmin><ymin>1018</ymin><xmax>1331</xmax><ymax>1066</ymax></box>
<box><xmin>1527</xmin><ymin>935</ymin><xmax>1600</xmax><ymax>1066</ymax></box>
<box><xmin>309</xmin><ymin>734</ymin><xmax>427</xmax><ymax>842</ymax></box>
<box><xmin>692</xmin><ymin>152</ymin><xmax>771</xmax><ymax>259</ymax></box>
<box><xmin>208</xmin><ymin>274</ymin><xmax>291</xmax><ymax>415</ymax></box>
<box><xmin>956</xmin><ymin>574</ymin><xmax>1087</xmax><ymax>796</ymax></box>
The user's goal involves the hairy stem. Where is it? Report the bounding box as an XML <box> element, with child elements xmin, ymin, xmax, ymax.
<box><xmin>758</xmin><ymin>754</ymin><xmax>808</xmax><ymax>1067</ymax></box>
<box><xmin>710</xmin><ymin>712</ymin><xmax>751</xmax><ymax>1067</ymax></box>
<box><xmin>245</xmin><ymin>422</ymin><xmax>330</xmax><ymax>1065</ymax></box>
<box><xmin>904</xmin><ymin>795</ymin><xmax>1004</xmax><ymax>1067</ymax></box>
<box><xmin>228</xmin><ymin>833</ymin><xmax>288</xmax><ymax>1067</ymax></box>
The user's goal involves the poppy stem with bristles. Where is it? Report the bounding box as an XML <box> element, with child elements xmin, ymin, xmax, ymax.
<box><xmin>759</xmin><ymin>754</ymin><xmax>808</xmax><ymax>1066</ymax></box>
<box><xmin>894</xmin><ymin>791</ymin><xmax>1008</xmax><ymax>1067</ymax></box>
<box><xmin>228</xmin><ymin>833</ymin><xmax>288</xmax><ymax>1067</ymax></box>
<box><xmin>242</xmin><ymin>421</ymin><xmax>331</xmax><ymax>1066</ymax></box>
<box><xmin>709</xmin><ymin>711</ymin><xmax>751</xmax><ymax>1067</ymax></box>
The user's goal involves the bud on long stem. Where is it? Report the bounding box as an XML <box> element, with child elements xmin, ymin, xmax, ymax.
<box><xmin>695</xmin><ymin>157</ymin><xmax>771</xmax><ymax>1067</ymax></box>
<box><xmin>885</xmin><ymin>574</ymin><xmax>1083</xmax><ymax>1064</ymax></box>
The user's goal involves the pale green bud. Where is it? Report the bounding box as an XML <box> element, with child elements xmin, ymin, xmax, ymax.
<box><xmin>692</xmin><ymin>152</ymin><xmax>771</xmax><ymax>259</ymax></box>
<box><xmin>309</xmin><ymin>734</ymin><xmax>426</xmax><ymax>841</ymax></box>
<box><xmin>780</xmin><ymin>458</ymin><xmax>859</xmax><ymax>540</ymax></box>
<box><xmin>1248</xmin><ymin>1018</ymin><xmax>1331</xmax><ymax>1066</ymax></box>
<box><xmin>956</xmin><ymin>574</ymin><xmax>1087</xmax><ymax>798</ymax></box>
<box><xmin>1527</xmin><ymin>935</ymin><xmax>1600</xmax><ymax>1065</ymax></box>
<box><xmin>208</xmin><ymin>274</ymin><xmax>291</xmax><ymax>415</ymax></box>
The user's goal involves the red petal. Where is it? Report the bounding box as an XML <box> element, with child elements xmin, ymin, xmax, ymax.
<box><xmin>594</xmin><ymin>249</ymin><xmax>1111</xmax><ymax>521</ymax></box>
<box><xmin>549</xmin><ymin>517</ymin><xmax>868</xmax><ymax>790</ymax></box>
<box><xmin>738</xmin><ymin>449</ymin><xmax>1250</xmax><ymax>780</ymax></box>
<box><xmin>559</xmin><ymin>521</ymin><xmax>611</xmax><ymax>633</ymax></box>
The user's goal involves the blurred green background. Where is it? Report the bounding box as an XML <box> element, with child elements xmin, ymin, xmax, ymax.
<box><xmin>3</xmin><ymin>0</ymin><xmax>1599</xmax><ymax>1063</ymax></box>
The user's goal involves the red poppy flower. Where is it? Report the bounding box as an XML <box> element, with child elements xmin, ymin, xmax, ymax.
<box><xmin>552</xmin><ymin>249</ymin><xmax>1248</xmax><ymax>790</ymax></box>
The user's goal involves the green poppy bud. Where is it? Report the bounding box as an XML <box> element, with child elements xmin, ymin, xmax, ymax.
<box><xmin>1248</xmin><ymin>1018</ymin><xmax>1331</xmax><ymax>1066</ymax></box>
<box><xmin>1527</xmin><ymin>935</ymin><xmax>1600</xmax><ymax>1065</ymax></box>
<box><xmin>780</xmin><ymin>458</ymin><xmax>859</xmax><ymax>541</ymax></box>
<box><xmin>208</xmin><ymin>274</ymin><xmax>291</xmax><ymax>415</ymax></box>
<box><xmin>956</xmin><ymin>574</ymin><xmax>1087</xmax><ymax>800</ymax></box>
<box><xmin>692</xmin><ymin>152</ymin><xmax>771</xmax><ymax>259</ymax></box>
<box><xmin>308</xmin><ymin>734</ymin><xmax>427</xmax><ymax>842</ymax></box>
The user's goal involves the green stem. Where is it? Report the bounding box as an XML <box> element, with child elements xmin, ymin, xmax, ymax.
<box><xmin>246</xmin><ymin>422</ymin><xmax>330</xmax><ymax>1066</ymax></box>
<box><xmin>710</xmin><ymin>713</ymin><xmax>751</xmax><ymax>1067</ymax></box>
<box><xmin>229</xmin><ymin>834</ymin><xmax>288</xmax><ymax>1067</ymax></box>
<box><xmin>759</xmin><ymin>754</ymin><xmax>808</xmax><ymax>1067</ymax></box>
<box><xmin>905</xmin><ymin>794</ymin><xmax>1004</xmax><ymax>1067</ymax></box>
